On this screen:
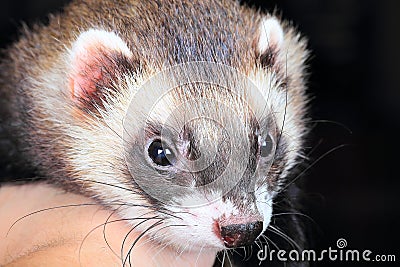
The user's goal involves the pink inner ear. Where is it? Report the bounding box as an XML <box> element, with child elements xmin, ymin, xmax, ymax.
<box><xmin>70</xmin><ymin>66</ymin><xmax>103</xmax><ymax>101</ymax></box>
<box><xmin>69</xmin><ymin>43</ymin><xmax>109</xmax><ymax>102</ymax></box>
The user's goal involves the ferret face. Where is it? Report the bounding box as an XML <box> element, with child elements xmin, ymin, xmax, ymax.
<box><xmin>57</xmin><ymin>11</ymin><xmax>307</xmax><ymax>252</ymax></box>
<box><xmin>121</xmin><ymin>72</ymin><xmax>280</xmax><ymax>249</ymax></box>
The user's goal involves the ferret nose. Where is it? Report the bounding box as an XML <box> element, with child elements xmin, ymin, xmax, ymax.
<box><xmin>220</xmin><ymin>221</ymin><xmax>263</xmax><ymax>248</ymax></box>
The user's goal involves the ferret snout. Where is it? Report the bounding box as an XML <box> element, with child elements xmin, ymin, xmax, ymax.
<box><xmin>219</xmin><ymin>221</ymin><xmax>263</xmax><ymax>248</ymax></box>
<box><xmin>216</xmin><ymin>217</ymin><xmax>263</xmax><ymax>248</ymax></box>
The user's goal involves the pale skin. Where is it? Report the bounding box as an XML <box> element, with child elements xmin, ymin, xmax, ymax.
<box><xmin>0</xmin><ymin>183</ymin><xmax>217</xmax><ymax>267</ymax></box>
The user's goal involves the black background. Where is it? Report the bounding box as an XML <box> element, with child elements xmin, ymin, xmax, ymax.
<box><xmin>1</xmin><ymin>1</ymin><xmax>399</xmax><ymax>266</ymax></box>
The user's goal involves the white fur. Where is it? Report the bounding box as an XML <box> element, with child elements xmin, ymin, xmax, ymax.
<box><xmin>257</xmin><ymin>17</ymin><xmax>284</xmax><ymax>54</ymax></box>
<box><xmin>255</xmin><ymin>185</ymin><xmax>274</xmax><ymax>233</ymax></box>
<box><xmin>166</xmin><ymin>192</ymin><xmax>241</xmax><ymax>250</ymax></box>
<box><xmin>70</xmin><ymin>29</ymin><xmax>132</xmax><ymax>60</ymax></box>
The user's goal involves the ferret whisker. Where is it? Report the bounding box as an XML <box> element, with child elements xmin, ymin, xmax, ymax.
<box><xmin>175</xmin><ymin>242</ymin><xmax>188</xmax><ymax>258</ymax></box>
<box><xmin>120</xmin><ymin>216</ymin><xmax>162</xmax><ymax>262</ymax></box>
<box><xmin>271</xmin><ymin>203</ymin><xmax>300</xmax><ymax>214</ymax></box>
<box><xmin>275</xmin><ymin>51</ymin><xmax>289</xmax><ymax>153</ymax></box>
<box><xmin>261</xmin><ymin>143</ymin><xmax>350</xmax><ymax>206</ymax></box>
<box><xmin>234</xmin><ymin>245</ymin><xmax>248</xmax><ymax>261</ymax></box>
<box><xmin>278</xmin><ymin>143</ymin><xmax>350</xmax><ymax>194</ymax></box>
<box><xmin>231</xmin><ymin>246</ymin><xmax>245</xmax><ymax>258</ymax></box>
<box><xmin>151</xmin><ymin>242</ymin><xmax>172</xmax><ymax>265</ymax></box>
<box><xmin>310</xmin><ymin>119</ymin><xmax>353</xmax><ymax>134</ymax></box>
<box><xmin>101</xmin><ymin>205</ymin><xmax>169</xmax><ymax>259</ymax></box>
<box><xmin>257</xmin><ymin>60</ymin><xmax>276</xmax><ymax>124</ymax></box>
<box><xmin>253</xmin><ymin>239</ymin><xmax>261</xmax><ymax>251</ymax></box>
<box><xmin>101</xmin><ymin>205</ymin><xmax>125</xmax><ymax>259</ymax></box>
<box><xmin>123</xmin><ymin>219</ymin><xmax>164</xmax><ymax>267</ymax></box>
<box><xmin>254</xmin><ymin>188</ymin><xmax>269</xmax><ymax>197</ymax></box>
<box><xmin>105</xmin><ymin>201</ymin><xmax>186</xmax><ymax>221</ymax></box>
<box><xmin>163</xmin><ymin>207</ymin><xmax>197</xmax><ymax>218</ymax></box>
<box><xmin>246</xmin><ymin>245</ymin><xmax>253</xmax><ymax>261</ymax></box>
<box><xmin>121</xmin><ymin>119</ymin><xmax>136</xmax><ymax>143</ymax></box>
<box><xmin>6</xmin><ymin>203</ymin><xmax>101</xmax><ymax>236</ymax></box>
<box><xmin>138</xmin><ymin>206</ymin><xmax>186</xmax><ymax>220</ymax></box>
<box><xmin>305</xmin><ymin>138</ymin><xmax>324</xmax><ymax>158</ymax></box>
<box><xmin>73</xmin><ymin>177</ymin><xmax>133</xmax><ymax>193</ymax></box>
<box><xmin>195</xmin><ymin>243</ymin><xmax>206</xmax><ymax>267</ymax></box>
<box><xmin>145</xmin><ymin>229</ymin><xmax>172</xmax><ymax>246</ymax></box>
<box><xmin>136</xmin><ymin>223</ymin><xmax>190</xmax><ymax>251</ymax></box>
<box><xmin>214</xmin><ymin>251</ymin><xmax>223</xmax><ymax>266</ymax></box>
<box><xmin>221</xmin><ymin>249</ymin><xmax>226</xmax><ymax>267</ymax></box>
<box><xmin>148</xmin><ymin>240</ymin><xmax>167</xmax><ymax>263</ymax></box>
<box><xmin>250</xmin><ymin>242</ymin><xmax>255</xmax><ymax>259</ymax></box>
<box><xmin>268</xmin><ymin>225</ymin><xmax>301</xmax><ymax>251</ymax></box>
<box><xmin>80</xmin><ymin>216</ymin><xmax>160</xmax><ymax>264</ymax></box>
<box><xmin>226</xmin><ymin>248</ymin><xmax>234</xmax><ymax>267</ymax></box>
<box><xmin>174</xmin><ymin>237</ymin><xmax>193</xmax><ymax>263</ymax></box>
<box><xmin>272</xmin><ymin>211</ymin><xmax>315</xmax><ymax>223</ymax></box>
<box><xmin>261</xmin><ymin>233</ymin><xmax>281</xmax><ymax>251</ymax></box>
<box><xmin>143</xmin><ymin>232</ymin><xmax>176</xmax><ymax>262</ymax></box>
<box><xmin>241</xmin><ymin>245</ymin><xmax>248</xmax><ymax>261</ymax></box>
<box><xmin>260</xmin><ymin>233</ymin><xmax>271</xmax><ymax>254</ymax></box>
<box><xmin>251</xmin><ymin>243</ymin><xmax>257</xmax><ymax>260</ymax></box>
<box><xmin>101</xmin><ymin>119</ymin><xmax>124</xmax><ymax>141</ymax></box>
<box><xmin>100</xmin><ymin>200</ymin><xmax>178</xmax><ymax>218</ymax></box>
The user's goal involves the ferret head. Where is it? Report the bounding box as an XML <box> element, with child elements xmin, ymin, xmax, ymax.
<box><xmin>60</xmin><ymin>14</ymin><xmax>308</xmax><ymax>252</ymax></box>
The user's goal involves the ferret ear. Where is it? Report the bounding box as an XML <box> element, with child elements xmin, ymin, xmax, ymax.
<box><xmin>68</xmin><ymin>29</ymin><xmax>133</xmax><ymax>109</ymax></box>
<box><xmin>255</xmin><ymin>17</ymin><xmax>284</xmax><ymax>67</ymax></box>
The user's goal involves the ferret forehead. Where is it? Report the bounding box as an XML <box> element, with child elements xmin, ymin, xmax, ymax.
<box><xmin>143</xmin><ymin>103</ymin><xmax>274</xmax><ymax>144</ymax></box>
<box><xmin>141</xmin><ymin>83</ymin><xmax>277</xmax><ymax>128</ymax></box>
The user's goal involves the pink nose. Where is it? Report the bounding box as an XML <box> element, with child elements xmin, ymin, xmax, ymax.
<box><xmin>219</xmin><ymin>221</ymin><xmax>263</xmax><ymax>248</ymax></box>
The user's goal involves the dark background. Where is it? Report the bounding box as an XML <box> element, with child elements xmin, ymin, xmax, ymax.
<box><xmin>1</xmin><ymin>0</ymin><xmax>399</xmax><ymax>266</ymax></box>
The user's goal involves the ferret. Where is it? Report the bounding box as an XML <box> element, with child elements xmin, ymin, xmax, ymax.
<box><xmin>0</xmin><ymin>0</ymin><xmax>309</xmax><ymax>266</ymax></box>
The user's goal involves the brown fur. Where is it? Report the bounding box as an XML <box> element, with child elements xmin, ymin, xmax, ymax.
<box><xmin>0</xmin><ymin>0</ymin><xmax>308</xmax><ymax>185</ymax></box>
<box><xmin>0</xmin><ymin>1</ymin><xmax>309</xmax><ymax>254</ymax></box>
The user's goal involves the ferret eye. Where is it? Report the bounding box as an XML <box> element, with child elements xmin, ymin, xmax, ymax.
<box><xmin>260</xmin><ymin>135</ymin><xmax>273</xmax><ymax>157</ymax></box>
<box><xmin>148</xmin><ymin>140</ymin><xmax>175</xmax><ymax>166</ymax></box>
